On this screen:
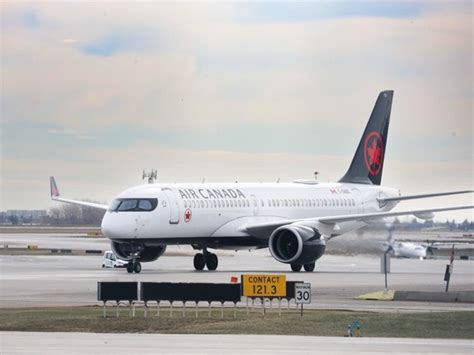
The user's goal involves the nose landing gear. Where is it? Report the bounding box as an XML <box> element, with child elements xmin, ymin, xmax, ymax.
<box><xmin>193</xmin><ymin>248</ymin><xmax>218</xmax><ymax>271</ymax></box>
<box><xmin>126</xmin><ymin>252</ymin><xmax>142</xmax><ymax>274</ymax></box>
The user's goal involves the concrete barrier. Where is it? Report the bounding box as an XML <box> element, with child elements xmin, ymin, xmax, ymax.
<box><xmin>394</xmin><ymin>291</ymin><xmax>474</xmax><ymax>303</ymax></box>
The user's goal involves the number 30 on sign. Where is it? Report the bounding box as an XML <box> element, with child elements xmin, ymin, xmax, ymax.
<box><xmin>295</xmin><ymin>283</ymin><xmax>311</xmax><ymax>304</ymax></box>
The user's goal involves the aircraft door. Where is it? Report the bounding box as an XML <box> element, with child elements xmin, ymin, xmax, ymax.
<box><xmin>250</xmin><ymin>194</ymin><xmax>259</xmax><ymax>215</ymax></box>
<box><xmin>162</xmin><ymin>188</ymin><xmax>180</xmax><ymax>224</ymax></box>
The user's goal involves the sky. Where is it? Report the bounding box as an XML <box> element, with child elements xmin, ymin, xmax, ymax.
<box><xmin>1</xmin><ymin>1</ymin><xmax>473</xmax><ymax>221</ymax></box>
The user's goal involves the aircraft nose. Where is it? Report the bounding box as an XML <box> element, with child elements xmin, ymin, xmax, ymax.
<box><xmin>101</xmin><ymin>212</ymin><xmax>135</xmax><ymax>239</ymax></box>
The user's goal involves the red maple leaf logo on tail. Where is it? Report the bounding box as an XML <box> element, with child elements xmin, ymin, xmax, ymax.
<box><xmin>364</xmin><ymin>132</ymin><xmax>384</xmax><ymax>176</ymax></box>
<box><xmin>367</xmin><ymin>140</ymin><xmax>381</xmax><ymax>166</ymax></box>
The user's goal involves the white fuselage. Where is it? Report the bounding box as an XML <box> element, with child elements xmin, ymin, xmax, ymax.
<box><xmin>391</xmin><ymin>242</ymin><xmax>427</xmax><ymax>259</ymax></box>
<box><xmin>101</xmin><ymin>182</ymin><xmax>400</xmax><ymax>249</ymax></box>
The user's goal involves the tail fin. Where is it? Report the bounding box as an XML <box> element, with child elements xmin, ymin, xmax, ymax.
<box><xmin>50</xmin><ymin>176</ymin><xmax>60</xmax><ymax>198</ymax></box>
<box><xmin>339</xmin><ymin>90</ymin><xmax>393</xmax><ymax>185</ymax></box>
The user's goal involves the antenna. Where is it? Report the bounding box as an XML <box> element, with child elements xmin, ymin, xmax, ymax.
<box><xmin>201</xmin><ymin>178</ymin><xmax>206</xmax><ymax>184</ymax></box>
<box><xmin>142</xmin><ymin>169</ymin><xmax>158</xmax><ymax>184</ymax></box>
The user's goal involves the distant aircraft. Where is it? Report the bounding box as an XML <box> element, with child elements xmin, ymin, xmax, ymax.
<box><xmin>383</xmin><ymin>229</ymin><xmax>428</xmax><ymax>259</ymax></box>
<box><xmin>50</xmin><ymin>91</ymin><xmax>473</xmax><ymax>273</ymax></box>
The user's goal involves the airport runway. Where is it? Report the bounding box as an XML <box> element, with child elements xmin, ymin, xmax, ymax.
<box><xmin>1</xmin><ymin>332</ymin><xmax>472</xmax><ymax>354</ymax></box>
<box><xmin>1</xmin><ymin>233</ymin><xmax>473</xmax><ymax>311</ymax></box>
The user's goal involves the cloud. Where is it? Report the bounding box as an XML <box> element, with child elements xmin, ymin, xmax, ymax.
<box><xmin>237</xmin><ymin>2</ymin><xmax>426</xmax><ymax>23</ymax></box>
<box><xmin>1</xmin><ymin>2</ymin><xmax>472</xmax><ymax>219</ymax></box>
<box><xmin>79</xmin><ymin>31</ymin><xmax>158</xmax><ymax>57</ymax></box>
<box><xmin>48</xmin><ymin>128</ymin><xmax>96</xmax><ymax>141</ymax></box>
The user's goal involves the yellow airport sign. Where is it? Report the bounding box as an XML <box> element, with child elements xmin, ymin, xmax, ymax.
<box><xmin>242</xmin><ymin>274</ymin><xmax>286</xmax><ymax>297</ymax></box>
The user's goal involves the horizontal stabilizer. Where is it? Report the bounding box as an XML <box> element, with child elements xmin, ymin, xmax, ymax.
<box><xmin>378</xmin><ymin>190</ymin><xmax>473</xmax><ymax>204</ymax></box>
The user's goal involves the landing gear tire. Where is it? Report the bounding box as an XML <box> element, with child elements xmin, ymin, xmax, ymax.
<box><xmin>206</xmin><ymin>253</ymin><xmax>218</xmax><ymax>271</ymax></box>
<box><xmin>291</xmin><ymin>264</ymin><xmax>302</xmax><ymax>272</ymax></box>
<box><xmin>133</xmin><ymin>261</ymin><xmax>142</xmax><ymax>274</ymax></box>
<box><xmin>193</xmin><ymin>253</ymin><xmax>205</xmax><ymax>271</ymax></box>
<box><xmin>304</xmin><ymin>262</ymin><xmax>315</xmax><ymax>272</ymax></box>
<box><xmin>126</xmin><ymin>263</ymin><xmax>134</xmax><ymax>273</ymax></box>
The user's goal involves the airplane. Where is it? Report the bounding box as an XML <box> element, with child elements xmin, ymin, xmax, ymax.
<box><xmin>50</xmin><ymin>90</ymin><xmax>473</xmax><ymax>273</ymax></box>
<box><xmin>382</xmin><ymin>229</ymin><xmax>429</xmax><ymax>259</ymax></box>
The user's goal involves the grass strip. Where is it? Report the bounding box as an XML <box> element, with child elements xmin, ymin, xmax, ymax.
<box><xmin>0</xmin><ymin>307</ymin><xmax>473</xmax><ymax>339</ymax></box>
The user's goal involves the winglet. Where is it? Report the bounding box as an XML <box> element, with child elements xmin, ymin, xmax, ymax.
<box><xmin>50</xmin><ymin>176</ymin><xmax>60</xmax><ymax>198</ymax></box>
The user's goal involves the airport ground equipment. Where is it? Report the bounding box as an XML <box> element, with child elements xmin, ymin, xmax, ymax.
<box><xmin>97</xmin><ymin>282</ymin><xmax>138</xmax><ymax>318</ymax></box>
<box><xmin>140</xmin><ymin>282</ymin><xmax>241</xmax><ymax>318</ymax></box>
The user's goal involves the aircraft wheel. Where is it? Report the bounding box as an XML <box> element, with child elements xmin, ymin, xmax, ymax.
<box><xmin>206</xmin><ymin>253</ymin><xmax>218</xmax><ymax>271</ymax></box>
<box><xmin>126</xmin><ymin>263</ymin><xmax>134</xmax><ymax>273</ymax></box>
<box><xmin>193</xmin><ymin>253</ymin><xmax>205</xmax><ymax>271</ymax></box>
<box><xmin>133</xmin><ymin>261</ymin><xmax>142</xmax><ymax>274</ymax></box>
<box><xmin>304</xmin><ymin>262</ymin><xmax>315</xmax><ymax>272</ymax></box>
<box><xmin>291</xmin><ymin>264</ymin><xmax>302</xmax><ymax>272</ymax></box>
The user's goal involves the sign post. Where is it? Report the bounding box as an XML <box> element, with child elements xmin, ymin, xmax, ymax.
<box><xmin>444</xmin><ymin>244</ymin><xmax>455</xmax><ymax>292</ymax></box>
<box><xmin>294</xmin><ymin>283</ymin><xmax>311</xmax><ymax>317</ymax></box>
<box><xmin>242</xmin><ymin>274</ymin><xmax>286</xmax><ymax>317</ymax></box>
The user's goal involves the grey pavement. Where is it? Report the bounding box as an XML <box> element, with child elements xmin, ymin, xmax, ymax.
<box><xmin>1</xmin><ymin>332</ymin><xmax>473</xmax><ymax>354</ymax></box>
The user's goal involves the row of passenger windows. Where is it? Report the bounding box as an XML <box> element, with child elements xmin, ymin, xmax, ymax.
<box><xmin>266</xmin><ymin>198</ymin><xmax>356</xmax><ymax>208</ymax></box>
<box><xmin>184</xmin><ymin>199</ymin><xmax>251</xmax><ymax>209</ymax></box>
<box><xmin>183</xmin><ymin>198</ymin><xmax>356</xmax><ymax>209</ymax></box>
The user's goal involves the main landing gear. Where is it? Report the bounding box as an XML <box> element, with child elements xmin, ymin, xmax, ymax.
<box><xmin>290</xmin><ymin>262</ymin><xmax>315</xmax><ymax>272</ymax></box>
<box><xmin>193</xmin><ymin>249</ymin><xmax>218</xmax><ymax>271</ymax></box>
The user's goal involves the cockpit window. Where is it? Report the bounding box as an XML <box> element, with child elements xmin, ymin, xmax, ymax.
<box><xmin>118</xmin><ymin>199</ymin><xmax>137</xmax><ymax>211</ymax></box>
<box><xmin>109</xmin><ymin>198</ymin><xmax>158</xmax><ymax>212</ymax></box>
<box><xmin>138</xmin><ymin>199</ymin><xmax>153</xmax><ymax>210</ymax></box>
<box><xmin>109</xmin><ymin>199</ymin><xmax>121</xmax><ymax>211</ymax></box>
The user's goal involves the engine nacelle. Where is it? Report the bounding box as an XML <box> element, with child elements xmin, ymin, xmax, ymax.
<box><xmin>111</xmin><ymin>241</ymin><xmax>167</xmax><ymax>262</ymax></box>
<box><xmin>269</xmin><ymin>225</ymin><xmax>326</xmax><ymax>265</ymax></box>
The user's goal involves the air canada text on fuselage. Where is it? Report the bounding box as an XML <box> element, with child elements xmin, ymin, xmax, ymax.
<box><xmin>178</xmin><ymin>188</ymin><xmax>246</xmax><ymax>200</ymax></box>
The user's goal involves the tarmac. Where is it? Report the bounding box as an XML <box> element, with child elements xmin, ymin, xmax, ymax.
<box><xmin>1</xmin><ymin>232</ymin><xmax>473</xmax><ymax>354</ymax></box>
<box><xmin>1</xmin><ymin>233</ymin><xmax>473</xmax><ymax>312</ymax></box>
<box><xmin>2</xmin><ymin>332</ymin><xmax>473</xmax><ymax>354</ymax></box>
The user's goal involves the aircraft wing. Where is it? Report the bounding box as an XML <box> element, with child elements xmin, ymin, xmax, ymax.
<box><xmin>50</xmin><ymin>176</ymin><xmax>109</xmax><ymax>210</ymax></box>
<box><xmin>378</xmin><ymin>190</ymin><xmax>473</xmax><ymax>204</ymax></box>
<box><xmin>315</xmin><ymin>205</ymin><xmax>473</xmax><ymax>224</ymax></box>
<box><xmin>243</xmin><ymin>205</ymin><xmax>473</xmax><ymax>238</ymax></box>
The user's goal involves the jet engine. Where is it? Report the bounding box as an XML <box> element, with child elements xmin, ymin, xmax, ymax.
<box><xmin>269</xmin><ymin>225</ymin><xmax>326</xmax><ymax>265</ymax></box>
<box><xmin>111</xmin><ymin>241</ymin><xmax>167</xmax><ymax>262</ymax></box>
